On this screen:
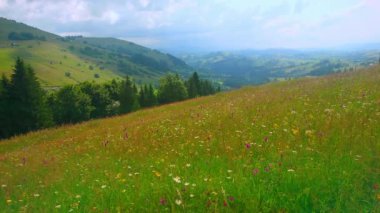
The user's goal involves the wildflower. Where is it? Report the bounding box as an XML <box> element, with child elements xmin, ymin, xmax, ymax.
<box><xmin>186</xmin><ymin>163</ymin><xmax>191</xmax><ymax>167</ymax></box>
<box><xmin>264</xmin><ymin>136</ymin><xmax>269</xmax><ymax>142</ymax></box>
<box><xmin>154</xmin><ymin>171</ymin><xmax>161</xmax><ymax>177</ymax></box>
<box><xmin>173</xmin><ymin>176</ymin><xmax>181</xmax><ymax>183</ymax></box>
<box><xmin>190</xmin><ymin>194</ymin><xmax>195</xmax><ymax>198</ymax></box>
<box><xmin>245</xmin><ymin>143</ymin><xmax>251</xmax><ymax>149</ymax></box>
<box><xmin>160</xmin><ymin>198</ymin><xmax>167</xmax><ymax>205</ymax></box>
<box><xmin>374</xmin><ymin>184</ymin><xmax>379</xmax><ymax>190</ymax></box>
<box><xmin>305</xmin><ymin>130</ymin><xmax>313</xmax><ymax>137</ymax></box>
<box><xmin>115</xmin><ymin>173</ymin><xmax>122</xmax><ymax>179</ymax></box>
<box><xmin>287</xmin><ymin>169</ymin><xmax>295</xmax><ymax>172</ymax></box>
<box><xmin>101</xmin><ymin>185</ymin><xmax>107</xmax><ymax>189</ymax></box>
<box><xmin>292</xmin><ymin>128</ymin><xmax>299</xmax><ymax>136</ymax></box>
<box><xmin>223</xmin><ymin>200</ymin><xmax>228</xmax><ymax>206</ymax></box>
<box><xmin>55</xmin><ymin>205</ymin><xmax>61</xmax><ymax>208</ymax></box>
<box><xmin>33</xmin><ymin>193</ymin><xmax>40</xmax><ymax>197</ymax></box>
<box><xmin>175</xmin><ymin>199</ymin><xmax>182</xmax><ymax>205</ymax></box>
<box><xmin>252</xmin><ymin>168</ymin><xmax>259</xmax><ymax>176</ymax></box>
<box><xmin>184</xmin><ymin>182</ymin><xmax>190</xmax><ymax>186</ymax></box>
<box><xmin>6</xmin><ymin>200</ymin><xmax>12</xmax><ymax>204</ymax></box>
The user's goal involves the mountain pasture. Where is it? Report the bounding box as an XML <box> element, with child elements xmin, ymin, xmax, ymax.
<box><xmin>0</xmin><ymin>66</ymin><xmax>379</xmax><ymax>211</ymax></box>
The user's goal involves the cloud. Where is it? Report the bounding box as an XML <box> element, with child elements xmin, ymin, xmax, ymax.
<box><xmin>0</xmin><ymin>0</ymin><xmax>7</xmax><ymax>9</ymax></box>
<box><xmin>101</xmin><ymin>10</ymin><xmax>120</xmax><ymax>24</ymax></box>
<box><xmin>0</xmin><ymin>0</ymin><xmax>379</xmax><ymax>50</ymax></box>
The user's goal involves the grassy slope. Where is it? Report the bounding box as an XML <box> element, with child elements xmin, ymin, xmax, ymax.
<box><xmin>0</xmin><ymin>66</ymin><xmax>380</xmax><ymax>211</ymax></box>
<box><xmin>0</xmin><ymin>41</ymin><xmax>122</xmax><ymax>86</ymax></box>
<box><xmin>0</xmin><ymin>18</ymin><xmax>191</xmax><ymax>86</ymax></box>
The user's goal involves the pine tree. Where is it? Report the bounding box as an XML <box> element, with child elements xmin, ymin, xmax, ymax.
<box><xmin>147</xmin><ymin>84</ymin><xmax>158</xmax><ymax>107</ymax></box>
<box><xmin>158</xmin><ymin>73</ymin><xmax>188</xmax><ymax>104</ymax></box>
<box><xmin>139</xmin><ymin>85</ymin><xmax>146</xmax><ymax>108</ymax></box>
<box><xmin>5</xmin><ymin>58</ymin><xmax>53</xmax><ymax>137</ymax></box>
<box><xmin>186</xmin><ymin>72</ymin><xmax>201</xmax><ymax>98</ymax></box>
<box><xmin>0</xmin><ymin>75</ymin><xmax>11</xmax><ymax>138</ymax></box>
<box><xmin>119</xmin><ymin>76</ymin><xmax>139</xmax><ymax>113</ymax></box>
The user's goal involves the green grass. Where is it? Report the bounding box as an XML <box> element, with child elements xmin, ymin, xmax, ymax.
<box><xmin>0</xmin><ymin>18</ymin><xmax>192</xmax><ymax>87</ymax></box>
<box><xmin>0</xmin><ymin>66</ymin><xmax>380</xmax><ymax>212</ymax></box>
<box><xmin>0</xmin><ymin>41</ymin><xmax>123</xmax><ymax>87</ymax></box>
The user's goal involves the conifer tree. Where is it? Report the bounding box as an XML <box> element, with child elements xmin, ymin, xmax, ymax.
<box><xmin>187</xmin><ymin>72</ymin><xmax>200</xmax><ymax>98</ymax></box>
<box><xmin>4</xmin><ymin>58</ymin><xmax>53</xmax><ymax>137</ymax></box>
<box><xmin>158</xmin><ymin>73</ymin><xmax>188</xmax><ymax>104</ymax></box>
<box><xmin>139</xmin><ymin>85</ymin><xmax>146</xmax><ymax>108</ymax></box>
<box><xmin>147</xmin><ymin>84</ymin><xmax>158</xmax><ymax>107</ymax></box>
<box><xmin>119</xmin><ymin>76</ymin><xmax>139</xmax><ymax>113</ymax></box>
<box><xmin>0</xmin><ymin>75</ymin><xmax>11</xmax><ymax>138</ymax></box>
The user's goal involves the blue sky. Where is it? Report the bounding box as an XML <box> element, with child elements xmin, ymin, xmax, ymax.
<box><xmin>0</xmin><ymin>0</ymin><xmax>379</xmax><ymax>51</ymax></box>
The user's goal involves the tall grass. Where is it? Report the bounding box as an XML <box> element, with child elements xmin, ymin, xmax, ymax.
<box><xmin>0</xmin><ymin>66</ymin><xmax>379</xmax><ymax>212</ymax></box>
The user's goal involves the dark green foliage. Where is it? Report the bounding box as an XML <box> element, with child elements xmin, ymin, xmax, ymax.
<box><xmin>139</xmin><ymin>84</ymin><xmax>158</xmax><ymax>108</ymax></box>
<box><xmin>147</xmin><ymin>84</ymin><xmax>158</xmax><ymax>106</ymax></box>
<box><xmin>8</xmin><ymin>31</ymin><xmax>46</xmax><ymax>41</ymax></box>
<box><xmin>78</xmin><ymin>82</ymin><xmax>113</xmax><ymax>118</ymax></box>
<box><xmin>199</xmin><ymin>79</ymin><xmax>216</xmax><ymax>96</ymax></box>
<box><xmin>0</xmin><ymin>58</ymin><xmax>53</xmax><ymax>139</ymax></box>
<box><xmin>186</xmin><ymin>72</ymin><xmax>216</xmax><ymax>97</ymax></box>
<box><xmin>0</xmin><ymin>58</ymin><xmax>217</xmax><ymax>140</ymax></box>
<box><xmin>119</xmin><ymin>76</ymin><xmax>139</xmax><ymax>113</ymax></box>
<box><xmin>104</xmin><ymin>79</ymin><xmax>122</xmax><ymax>101</ymax></box>
<box><xmin>158</xmin><ymin>73</ymin><xmax>188</xmax><ymax>104</ymax></box>
<box><xmin>186</xmin><ymin>72</ymin><xmax>200</xmax><ymax>98</ymax></box>
<box><xmin>0</xmin><ymin>75</ymin><xmax>11</xmax><ymax>138</ymax></box>
<box><xmin>50</xmin><ymin>85</ymin><xmax>93</xmax><ymax>124</ymax></box>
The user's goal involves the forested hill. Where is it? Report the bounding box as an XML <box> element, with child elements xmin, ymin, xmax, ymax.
<box><xmin>0</xmin><ymin>17</ymin><xmax>192</xmax><ymax>86</ymax></box>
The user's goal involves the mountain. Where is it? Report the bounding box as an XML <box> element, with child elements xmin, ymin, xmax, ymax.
<box><xmin>1</xmin><ymin>65</ymin><xmax>379</xmax><ymax>211</ymax></box>
<box><xmin>0</xmin><ymin>18</ymin><xmax>192</xmax><ymax>87</ymax></box>
<box><xmin>179</xmin><ymin>49</ymin><xmax>380</xmax><ymax>88</ymax></box>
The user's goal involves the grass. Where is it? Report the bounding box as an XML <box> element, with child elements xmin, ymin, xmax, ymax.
<box><xmin>0</xmin><ymin>41</ymin><xmax>122</xmax><ymax>87</ymax></box>
<box><xmin>0</xmin><ymin>18</ymin><xmax>192</xmax><ymax>87</ymax></box>
<box><xmin>0</xmin><ymin>66</ymin><xmax>380</xmax><ymax>212</ymax></box>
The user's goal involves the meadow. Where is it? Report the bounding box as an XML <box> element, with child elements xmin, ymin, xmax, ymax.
<box><xmin>0</xmin><ymin>41</ymin><xmax>122</xmax><ymax>87</ymax></box>
<box><xmin>0</xmin><ymin>66</ymin><xmax>379</xmax><ymax>212</ymax></box>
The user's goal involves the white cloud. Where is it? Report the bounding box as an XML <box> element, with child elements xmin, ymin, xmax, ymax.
<box><xmin>139</xmin><ymin>0</ymin><xmax>150</xmax><ymax>8</ymax></box>
<box><xmin>0</xmin><ymin>0</ymin><xmax>7</xmax><ymax>9</ymax></box>
<box><xmin>101</xmin><ymin>10</ymin><xmax>120</xmax><ymax>24</ymax></box>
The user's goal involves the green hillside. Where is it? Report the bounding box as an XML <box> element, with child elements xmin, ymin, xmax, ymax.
<box><xmin>180</xmin><ymin>49</ymin><xmax>380</xmax><ymax>88</ymax></box>
<box><xmin>0</xmin><ymin>66</ymin><xmax>379</xmax><ymax>211</ymax></box>
<box><xmin>0</xmin><ymin>18</ymin><xmax>192</xmax><ymax>87</ymax></box>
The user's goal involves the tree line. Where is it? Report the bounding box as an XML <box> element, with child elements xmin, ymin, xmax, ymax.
<box><xmin>0</xmin><ymin>58</ymin><xmax>219</xmax><ymax>139</ymax></box>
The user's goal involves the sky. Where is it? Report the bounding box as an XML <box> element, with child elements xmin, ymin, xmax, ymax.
<box><xmin>0</xmin><ymin>0</ymin><xmax>379</xmax><ymax>52</ymax></box>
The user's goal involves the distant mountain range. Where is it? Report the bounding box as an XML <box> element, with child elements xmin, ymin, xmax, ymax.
<box><xmin>1</xmin><ymin>17</ymin><xmax>379</xmax><ymax>89</ymax></box>
<box><xmin>0</xmin><ymin>17</ymin><xmax>192</xmax><ymax>87</ymax></box>
<box><xmin>178</xmin><ymin>48</ymin><xmax>380</xmax><ymax>88</ymax></box>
